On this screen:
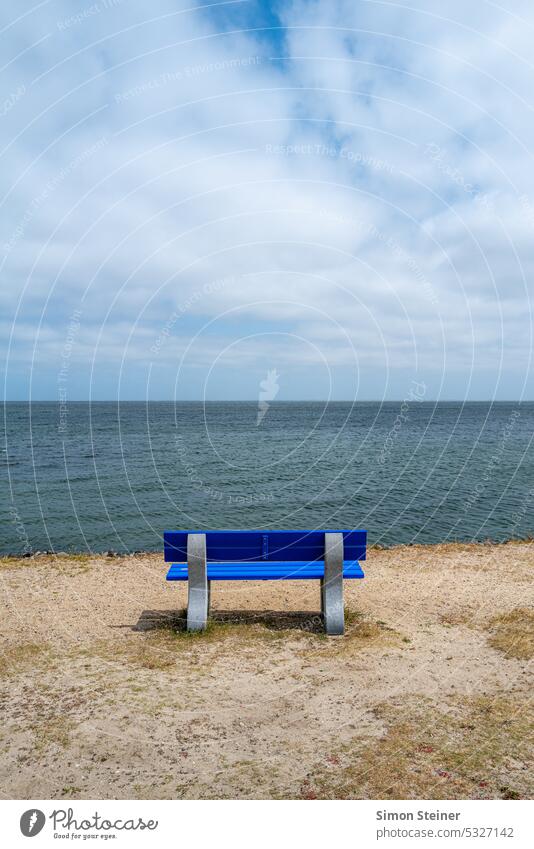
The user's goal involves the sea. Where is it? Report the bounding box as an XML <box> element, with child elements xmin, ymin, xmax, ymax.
<box><xmin>1</xmin><ymin>401</ymin><xmax>533</xmax><ymax>554</ymax></box>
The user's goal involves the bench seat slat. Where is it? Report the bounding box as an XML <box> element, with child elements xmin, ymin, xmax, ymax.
<box><xmin>166</xmin><ymin>561</ymin><xmax>365</xmax><ymax>581</ymax></box>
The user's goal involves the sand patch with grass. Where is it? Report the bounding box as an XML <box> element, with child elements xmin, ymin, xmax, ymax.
<box><xmin>486</xmin><ymin>608</ymin><xmax>534</xmax><ymax>660</ymax></box>
<box><xmin>0</xmin><ymin>542</ymin><xmax>532</xmax><ymax>799</ymax></box>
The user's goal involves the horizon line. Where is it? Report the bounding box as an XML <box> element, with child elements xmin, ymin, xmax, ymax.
<box><xmin>2</xmin><ymin>399</ymin><xmax>532</xmax><ymax>404</ymax></box>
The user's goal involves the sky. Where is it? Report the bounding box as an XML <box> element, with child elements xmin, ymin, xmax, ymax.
<box><xmin>1</xmin><ymin>0</ymin><xmax>534</xmax><ymax>401</ymax></box>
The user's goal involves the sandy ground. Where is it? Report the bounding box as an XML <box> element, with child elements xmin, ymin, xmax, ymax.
<box><xmin>0</xmin><ymin>541</ymin><xmax>532</xmax><ymax>800</ymax></box>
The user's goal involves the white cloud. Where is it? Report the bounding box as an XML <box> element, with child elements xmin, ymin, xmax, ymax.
<box><xmin>1</xmin><ymin>0</ymin><xmax>533</xmax><ymax>399</ymax></box>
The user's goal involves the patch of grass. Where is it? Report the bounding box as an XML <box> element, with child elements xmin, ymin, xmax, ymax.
<box><xmin>0</xmin><ymin>553</ymin><xmax>93</xmax><ymax>571</ymax></box>
<box><xmin>31</xmin><ymin>718</ymin><xmax>74</xmax><ymax>752</ymax></box>
<box><xmin>500</xmin><ymin>786</ymin><xmax>521</xmax><ymax>800</ymax></box>
<box><xmin>80</xmin><ymin>633</ymin><xmax>178</xmax><ymax>671</ymax></box>
<box><xmin>147</xmin><ymin>608</ymin><xmax>318</xmax><ymax>643</ymax></box>
<box><xmin>0</xmin><ymin>643</ymin><xmax>47</xmax><ymax>677</ymax></box>
<box><xmin>306</xmin><ymin>610</ymin><xmax>400</xmax><ymax>657</ymax></box>
<box><xmin>152</xmin><ymin>609</ymin><xmax>397</xmax><ymax>655</ymax></box>
<box><xmin>346</xmin><ymin>615</ymin><xmax>384</xmax><ymax>640</ymax></box>
<box><xmin>438</xmin><ymin>610</ymin><xmax>474</xmax><ymax>628</ymax></box>
<box><xmin>486</xmin><ymin>608</ymin><xmax>534</xmax><ymax>660</ymax></box>
<box><xmin>80</xmin><ymin>617</ymin><xmax>297</xmax><ymax>673</ymax></box>
<box><xmin>302</xmin><ymin>696</ymin><xmax>533</xmax><ymax>800</ymax></box>
<box><xmin>0</xmin><ymin>557</ymin><xmax>31</xmax><ymax>570</ymax></box>
<box><xmin>174</xmin><ymin>619</ymin><xmax>296</xmax><ymax>644</ymax></box>
<box><xmin>345</xmin><ymin>609</ymin><xmax>395</xmax><ymax>637</ymax></box>
<box><xmin>53</xmin><ymin>553</ymin><xmax>93</xmax><ymax>563</ymax></box>
<box><xmin>69</xmin><ymin>608</ymin><xmax>399</xmax><ymax>677</ymax></box>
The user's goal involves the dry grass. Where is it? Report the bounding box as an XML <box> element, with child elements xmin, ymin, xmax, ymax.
<box><xmin>0</xmin><ymin>553</ymin><xmax>94</xmax><ymax>570</ymax></box>
<box><xmin>30</xmin><ymin>718</ymin><xmax>74</xmax><ymax>752</ymax></box>
<box><xmin>77</xmin><ymin>632</ymin><xmax>180</xmax><ymax>672</ymax></box>
<box><xmin>438</xmin><ymin>610</ymin><xmax>475</xmax><ymax>628</ymax></box>
<box><xmin>486</xmin><ymin>608</ymin><xmax>534</xmax><ymax>660</ymax></box>
<box><xmin>344</xmin><ymin>611</ymin><xmax>399</xmax><ymax>646</ymax></box>
<box><xmin>63</xmin><ymin>608</ymin><xmax>399</xmax><ymax>674</ymax></box>
<box><xmin>305</xmin><ymin>610</ymin><xmax>400</xmax><ymax>658</ymax></box>
<box><xmin>75</xmin><ymin>615</ymin><xmax>311</xmax><ymax>673</ymax></box>
<box><xmin>0</xmin><ymin>643</ymin><xmax>47</xmax><ymax>678</ymax></box>
<box><xmin>0</xmin><ymin>557</ymin><xmax>33</xmax><ymax>570</ymax></box>
<box><xmin>303</xmin><ymin>696</ymin><xmax>533</xmax><ymax>800</ymax></box>
<box><xmin>119</xmin><ymin>633</ymin><xmax>179</xmax><ymax>671</ymax></box>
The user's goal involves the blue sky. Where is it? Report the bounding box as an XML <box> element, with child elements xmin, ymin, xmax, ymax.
<box><xmin>1</xmin><ymin>0</ymin><xmax>533</xmax><ymax>401</ymax></box>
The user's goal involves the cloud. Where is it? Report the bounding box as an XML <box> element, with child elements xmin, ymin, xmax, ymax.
<box><xmin>1</xmin><ymin>0</ymin><xmax>533</xmax><ymax>399</ymax></box>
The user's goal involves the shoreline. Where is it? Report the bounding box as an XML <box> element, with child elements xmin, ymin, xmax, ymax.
<box><xmin>1</xmin><ymin>536</ymin><xmax>533</xmax><ymax>561</ymax></box>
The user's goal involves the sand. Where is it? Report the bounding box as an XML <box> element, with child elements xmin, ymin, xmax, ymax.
<box><xmin>0</xmin><ymin>541</ymin><xmax>532</xmax><ymax>800</ymax></box>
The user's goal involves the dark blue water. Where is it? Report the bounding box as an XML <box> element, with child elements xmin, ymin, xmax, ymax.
<box><xmin>1</xmin><ymin>402</ymin><xmax>533</xmax><ymax>554</ymax></box>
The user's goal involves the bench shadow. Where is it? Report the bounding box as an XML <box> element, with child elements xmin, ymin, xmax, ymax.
<box><xmin>133</xmin><ymin>608</ymin><xmax>324</xmax><ymax>634</ymax></box>
<box><xmin>132</xmin><ymin>609</ymin><xmax>187</xmax><ymax>632</ymax></box>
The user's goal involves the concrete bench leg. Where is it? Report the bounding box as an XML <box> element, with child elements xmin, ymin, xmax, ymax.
<box><xmin>321</xmin><ymin>532</ymin><xmax>344</xmax><ymax>635</ymax></box>
<box><xmin>187</xmin><ymin>533</ymin><xmax>209</xmax><ymax>631</ymax></box>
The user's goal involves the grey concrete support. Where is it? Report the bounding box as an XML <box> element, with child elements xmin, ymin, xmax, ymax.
<box><xmin>187</xmin><ymin>533</ymin><xmax>209</xmax><ymax>631</ymax></box>
<box><xmin>321</xmin><ymin>532</ymin><xmax>344</xmax><ymax>635</ymax></box>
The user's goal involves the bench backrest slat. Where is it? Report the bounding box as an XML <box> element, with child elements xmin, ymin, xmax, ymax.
<box><xmin>164</xmin><ymin>529</ymin><xmax>367</xmax><ymax>563</ymax></box>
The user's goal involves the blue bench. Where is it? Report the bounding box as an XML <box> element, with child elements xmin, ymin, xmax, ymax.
<box><xmin>164</xmin><ymin>529</ymin><xmax>367</xmax><ymax>635</ymax></box>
